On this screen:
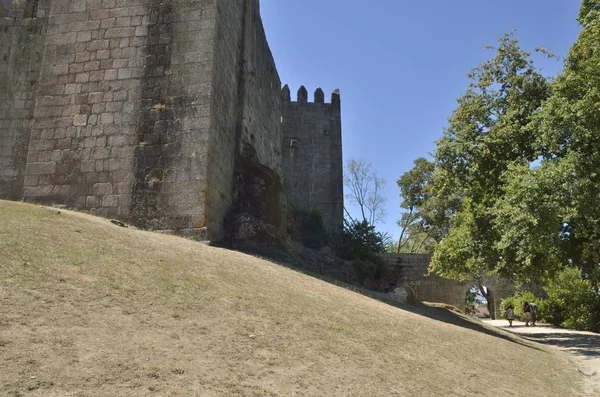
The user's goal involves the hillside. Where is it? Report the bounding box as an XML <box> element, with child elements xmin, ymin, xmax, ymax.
<box><xmin>0</xmin><ymin>201</ymin><xmax>584</xmax><ymax>396</ymax></box>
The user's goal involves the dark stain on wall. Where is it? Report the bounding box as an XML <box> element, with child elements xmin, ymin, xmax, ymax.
<box><xmin>131</xmin><ymin>0</ymin><xmax>180</xmax><ymax>229</ymax></box>
<box><xmin>0</xmin><ymin>15</ymin><xmax>47</xmax><ymax>199</ymax></box>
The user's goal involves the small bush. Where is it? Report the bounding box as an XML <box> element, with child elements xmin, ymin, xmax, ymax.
<box><xmin>336</xmin><ymin>219</ymin><xmax>390</xmax><ymax>284</ymax></box>
<box><xmin>351</xmin><ymin>257</ymin><xmax>390</xmax><ymax>281</ymax></box>
<box><xmin>542</xmin><ymin>268</ymin><xmax>600</xmax><ymax>332</ymax></box>
<box><xmin>540</xmin><ymin>298</ymin><xmax>567</xmax><ymax>327</ymax></box>
<box><xmin>336</xmin><ymin>219</ymin><xmax>386</xmax><ymax>261</ymax></box>
<box><xmin>500</xmin><ymin>291</ymin><xmax>541</xmax><ymax>320</ymax></box>
<box><xmin>288</xmin><ymin>206</ymin><xmax>328</xmax><ymax>249</ymax></box>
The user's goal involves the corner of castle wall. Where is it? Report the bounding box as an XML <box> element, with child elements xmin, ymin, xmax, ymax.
<box><xmin>0</xmin><ymin>3</ymin><xmax>49</xmax><ymax>200</ymax></box>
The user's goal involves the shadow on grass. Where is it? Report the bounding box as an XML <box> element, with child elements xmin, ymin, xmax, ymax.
<box><xmin>388</xmin><ymin>301</ymin><xmax>547</xmax><ymax>353</ymax></box>
<box><xmin>222</xmin><ymin>244</ymin><xmax>548</xmax><ymax>353</ymax></box>
<box><xmin>517</xmin><ymin>332</ymin><xmax>600</xmax><ymax>358</ymax></box>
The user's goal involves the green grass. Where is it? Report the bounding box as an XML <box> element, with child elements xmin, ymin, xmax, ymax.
<box><xmin>0</xmin><ymin>200</ymin><xmax>585</xmax><ymax>396</ymax></box>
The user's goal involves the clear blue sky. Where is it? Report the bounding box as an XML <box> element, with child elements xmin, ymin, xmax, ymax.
<box><xmin>260</xmin><ymin>0</ymin><xmax>582</xmax><ymax>239</ymax></box>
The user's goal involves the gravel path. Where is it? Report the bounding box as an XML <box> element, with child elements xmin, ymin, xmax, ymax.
<box><xmin>484</xmin><ymin>319</ymin><xmax>600</xmax><ymax>396</ymax></box>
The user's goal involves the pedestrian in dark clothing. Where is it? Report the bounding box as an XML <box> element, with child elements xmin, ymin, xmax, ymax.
<box><xmin>523</xmin><ymin>301</ymin><xmax>531</xmax><ymax>326</ymax></box>
<box><xmin>529</xmin><ymin>302</ymin><xmax>538</xmax><ymax>326</ymax></box>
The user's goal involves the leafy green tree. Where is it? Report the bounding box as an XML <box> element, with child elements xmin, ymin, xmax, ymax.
<box><xmin>541</xmin><ymin>268</ymin><xmax>600</xmax><ymax>331</ymax></box>
<box><xmin>338</xmin><ymin>219</ymin><xmax>387</xmax><ymax>260</ymax></box>
<box><xmin>396</xmin><ymin>157</ymin><xmax>439</xmax><ymax>253</ymax></box>
<box><xmin>337</xmin><ymin>219</ymin><xmax>390</xmax><ymax>285</ymax></box>
<box><xmin>492</xmin><ymin>164</ymin><xmax>569</xmax><ymax>282</ymax></box>
<box><xmin>495</xmin><ymin>3</ymin><xmax>600</xmax><ymax>286</ymax></box>
<box><xmin>428</xmin><ymin>33</ymin><xmax>552</xmax><ymax>282</ymax></box>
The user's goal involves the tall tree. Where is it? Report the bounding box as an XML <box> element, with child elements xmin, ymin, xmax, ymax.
<box><xmin>344</xmin><ymin>159</ymin><xmax>387</xmax><ymax>226</ymax></box>
<box><xmin>495</xmin><ymin>3</ymin><xmax>600</xmax><ymax>286</ymax></box>
<box><xmin>427</xmin><ymin>33</ymin><xmax>552</xmax><ymax>282</ymax></box>
<box><xmin>396</xmin><ymin>157</ymin><xmax>438</xmax><ymax>253</ymax></box>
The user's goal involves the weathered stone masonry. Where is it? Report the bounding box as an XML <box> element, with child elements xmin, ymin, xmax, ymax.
<box><xmin>282</xmin><ymin>86</ymin><xmax>344</xmax><ymax>235</ymax></box>
<box><xmin>0</xmin><ymin>0</ymin><xmax>344</xmax><ymax>240</ymax></box>
<box><xmin>381</xmin><ymin>253</ymin><xmax>517</xmax><ymax>319</ymax></box>
<box><xmin>0</xmin><ymin>1</ymin><xmax>51</xmax><ymax>200</ymax></box>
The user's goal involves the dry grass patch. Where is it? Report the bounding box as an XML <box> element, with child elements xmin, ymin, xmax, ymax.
<box><xmin>0</xmin><ymin>201</ymin><xmax>585</xmax><ymax>396</ymax></box>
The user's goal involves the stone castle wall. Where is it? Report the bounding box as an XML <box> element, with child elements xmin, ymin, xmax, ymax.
<box><xmin>203</xmin><ymin>0</ymin><xmax>243</xmax><ymax>237</ymax></box>
<box><xmin>381</xmin><ymin>253</ymin><xmax>516</xmax><ymax>318</ymax></box>
<box><xmin>205</xmin><ymin>0</ymin><xmax>284</xmax><ymax>237</ymax></box>
<box><xmin>16</xmin><ymin>0</ymin><xmax>222</xmax><ymax>233</ymax></box>
<box><xmin>0</xmin><ymin>1</ymin><xmax>50</xmax><ymax>199</ymax></box>
<box><xmin>0</xmin><ymin>0</ymin><xmax>344</xmax><ymax>240</ymax></box>
<box><xmin>240</xmin><ymin>1</ymin><xmax>282</xmax><ymax>173</ymax></box>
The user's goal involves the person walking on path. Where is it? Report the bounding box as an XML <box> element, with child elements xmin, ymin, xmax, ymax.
<box><xmin>529</xmin><ymin>302</ymin><xmax>538</xmax><ymax>326</ymax></box>
<box><xmin>523</xmin><ymin>301</ymin><xmax>532</xmax><ymax>327</ymax></box>
<box><xmin>507</xmin><ymin>305</ymin><xmax>515</xmax><ymax>327</ymax></box>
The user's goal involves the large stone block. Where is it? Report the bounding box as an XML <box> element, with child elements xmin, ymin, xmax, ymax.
<box><xmin>93</xmin><ymin>182</ymin><xmax>112</xmax><ymax>196</ymax></box>
<box><xmin>25</xmin><ymin>161</ymin><xmax>56</xmax><ymax>175</ymax></box>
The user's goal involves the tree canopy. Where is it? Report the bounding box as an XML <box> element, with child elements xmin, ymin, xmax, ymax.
<box><xmin>395</xmin><ymin>157</ymin><xmax>439</xmax><ymax>253</ymax></box>
<box><xmin>398</xmin><ymin>0</ymin><xmax>600</xmax><ymax>287</ymax></box>
<box><xmin>495</xmin><ymin>2</ymin><xmax>600</xmax><ymax>286</ymax></box>
<box><xmin>405</xmin><ymin>5</ymin><xmax>600</xmax><ymax>287</ymax></box>
<box><xmin>410</xmin><ymin>32</ymin><xmax>551</xmax><ymax>281</ymax></box>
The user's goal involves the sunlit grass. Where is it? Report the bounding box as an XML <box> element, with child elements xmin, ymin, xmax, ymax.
<box><xmin>0</xmin><ymin>200</ymin><xmax>584</xmax><ymax>397</ymax></box>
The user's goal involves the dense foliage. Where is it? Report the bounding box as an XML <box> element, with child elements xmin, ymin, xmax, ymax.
<box><xmin>399</xmin><ymin>3</ymin><xmax>600</xmax><ymax>291</ymax></box>
<box><xmin>337</xmin><ymin>219</ymin><xmax>386</xmax><ymax>259</ymax></box>
<box><xmin>500</xmin><ymin>269</ymin><xmax>600</xmax><ymax>332</ymax></box>
<box><xmin>494</xmin><ymin>3</ymin><xmax>600</xmax><ymax>286</ymax></box>
<box><xmin>288</xmin><ymin>206</ymin><xmax>328</xmax><ymax>249</ymax></box>
<box><xmin>395</xmin><ymin>158</ymin><xmax>439</xmax><ymax>253</ymax></box>
<box><xmin>499</xmin><ymin>291</ymin><xmax>542</xmax><ymax>321</ymax></box>
<box><xmin>337</xmin><ymin>219</ymin><xmax>390</xmax><ymax>281</ymax></box>
<box><xmin>541</xmin><ymin>268</ymin><xmax>600</xmax><ymax>332</ymax></box>
<box><xmin>396</xmin><ymin>3</ymin><xmax>600</xmax><ymax>329</ymax></box>
<box><xmin>427</xmin><ymin>32</ymin><xmax>552</xmax><ymax>282</ymax></box>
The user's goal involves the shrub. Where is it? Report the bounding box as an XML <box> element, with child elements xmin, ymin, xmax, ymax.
<box><xmin>541</xmin><ymin>268</ymin><xmax>600</xmax><ymax>332</ymax></box>
<box><xmin>351</xmin><ymin>257</ymin><xmax>390</xmax><ymax>282</ymax></box>
<box><xmin>541</xmin><ymin>298</ymin><xmax>567</xmax><ymax>327</ymax></box>
<box><xmin>336</xmin><ymin>219</ymin><xmax>390</xmax><ymax>283</ymax></box>
<box><xmin>288</xmin><ymin>206</ymin><xmax>328</xmax><ymax>249</ymax></box>
<box><xmin>337</xmin><ymin>219</ymin><xmax>386</xmax><ymax>261</ymax></box>
<box><xmin>500</xmin><ymin>291</ymin><xmax>541</xmax><ymax>320</ymax></box>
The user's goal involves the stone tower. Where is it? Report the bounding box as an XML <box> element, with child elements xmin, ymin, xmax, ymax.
<box><xmin>281</xmin><ymin>86</ymin><xmax>344</xmax><ymax>235</ymax></box>
<box><xmin>0</xmin><ymin>0</ymin><xmax>344</xmax><ymax>240</ymax></box>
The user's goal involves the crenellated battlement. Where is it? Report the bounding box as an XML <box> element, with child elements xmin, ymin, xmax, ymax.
<box><xmin>281</xmin><ymin>83</ymin><xmax>344</xmax><ymax>234</ymax></box>
<box><xmin>281</xmin><ymin>85</ymin><xmax>340</xmax><ymax>107</ymax></box>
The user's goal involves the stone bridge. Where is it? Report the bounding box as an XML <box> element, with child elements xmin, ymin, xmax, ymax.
<box><xmin>380</xmin><ymin>253</ymin><xmax>516</xmax><ymax>319</ymax></box>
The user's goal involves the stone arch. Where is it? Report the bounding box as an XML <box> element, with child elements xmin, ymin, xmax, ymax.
<box><xmin>224</xmin><ymin>155</ymin><xmax>287</xmax><ymax>246</ymax></box>
<box><xmin>232</xmin><ymin>157</ymin><xmax>286</xmax><ymax>233</ymax></box>
<box><xmin>380</xmin><ymin>253</ymin><xmax>517</xmax><ymax>317</ymax></box>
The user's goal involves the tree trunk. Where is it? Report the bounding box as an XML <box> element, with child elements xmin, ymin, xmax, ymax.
<box><xmin>478</xmin><ymin>284</ymin><xmax>496</xmax><ymax>320</ymax></box>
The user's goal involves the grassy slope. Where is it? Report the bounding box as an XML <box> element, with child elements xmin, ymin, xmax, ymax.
<box><xmin>0</xmin><ymin>201</ymin><xmax>583</xmax><ymax>397</ymax></box>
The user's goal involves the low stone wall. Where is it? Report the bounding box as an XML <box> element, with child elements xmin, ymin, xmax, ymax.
<box><xmin>380</xmin><ymin>253</ymin><xmax>516</xmax><ymax>318</ymax></box>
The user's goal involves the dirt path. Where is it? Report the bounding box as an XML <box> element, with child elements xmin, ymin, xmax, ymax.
<box><xmin>484</xmin><ymin>319</ymin><xmax>600</xmax><ymax>396</ymax></box>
